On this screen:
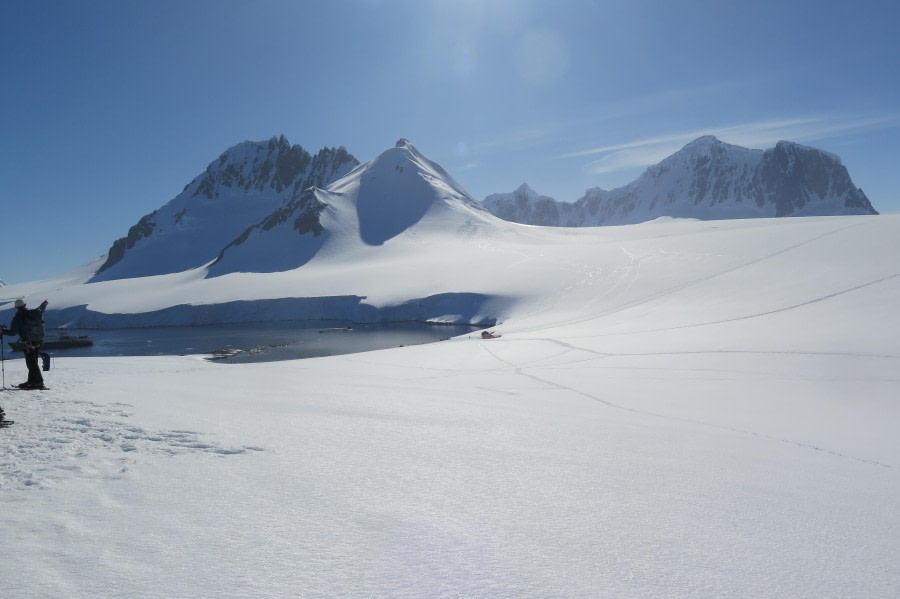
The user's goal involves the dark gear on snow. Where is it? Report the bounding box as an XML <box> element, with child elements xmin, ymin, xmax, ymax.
<box><xmin>0</xmin><ymin>325</ymin><xmax>5</xmax><ymax>389</ymax></box>
<box><xmin>22</xmin><ymin>308</ymin><xmax>46</xmax><ymax>343</ymax></box>
<box><xmin>3</xmin><ymin>299</ymin><xmax>50</xmax><ymax>389</ymax></box>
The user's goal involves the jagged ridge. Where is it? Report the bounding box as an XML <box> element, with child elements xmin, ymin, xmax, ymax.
<box><xmin>92</xmin><ymin>136</ymin><xmax>358</xmax><ymax>281</ymax></box>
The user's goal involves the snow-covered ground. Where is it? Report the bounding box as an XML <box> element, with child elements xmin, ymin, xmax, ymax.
<box><xmin>2</xmin><ymin>214</ymin><xmax>899</xmax><ymax>597</ymax></box>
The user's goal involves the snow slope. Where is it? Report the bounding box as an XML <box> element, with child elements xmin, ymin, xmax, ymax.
<box><xmin>2</xmin><ymin>214</ymin><xmax>899</xmax><ymax>597</ymax></box>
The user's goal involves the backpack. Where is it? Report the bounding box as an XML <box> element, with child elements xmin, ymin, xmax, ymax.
<box><xmin>22</xmin><ymin>309</ymin><xmax>45</xmax><ymax>343</ymax></box>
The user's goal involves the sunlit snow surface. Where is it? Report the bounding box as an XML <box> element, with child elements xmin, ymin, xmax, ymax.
<box><xmin>2</xmin><ymin>215</ymin><xmax>900</xmax><ymax>597</ymax></box>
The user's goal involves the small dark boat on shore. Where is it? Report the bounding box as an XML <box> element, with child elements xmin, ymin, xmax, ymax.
<box><xmin>9</xmin><ymin>334</ymin><xmax>94</xmax><ymax>351</ymax></box>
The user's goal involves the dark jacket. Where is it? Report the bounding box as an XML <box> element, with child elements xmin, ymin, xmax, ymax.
<box><xmin>5</xmin><ymin>300</ymin><xmax>48</xmax><ymax>342</ymax></box>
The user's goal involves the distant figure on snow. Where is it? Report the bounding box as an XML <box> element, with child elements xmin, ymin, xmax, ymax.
<box><xmin>1</xmin><ymin>298</ymin><xmax>49</xmax><ymax>390</ymax></box>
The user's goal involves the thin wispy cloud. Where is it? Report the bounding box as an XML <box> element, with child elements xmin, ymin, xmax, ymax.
<box><xmin>451</xmin><ymin>162</ymin><xmax>480</xmax><ymax>173</ymax></box>
<box><xmin>473</xmin><ymin>81</ymin><xmax>757</xmax><ymax>157</ymax></box>
<box><xmin>563</xmin><ymin>114</ymin><xmax>900</xmax><ymax>176</ymax></box>
<box><xmin>558</xmin><ymin>118</ymin><xmax>819</xmax><ymax>160</ymax></box>
<box><xmin>472</xmin><ymin>123</ymin><xmax>567</xmax><ymax>153</ymax></box>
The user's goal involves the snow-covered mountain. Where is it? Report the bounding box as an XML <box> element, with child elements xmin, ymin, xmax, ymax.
<box><xmin>482</xmin><ymin>183</ymin><xmax>581</xmax><ymax>227</ymax></box>
<box><xmin>92</xmin><ymin>134</ymin><xmax>877</xmax><ymax>287</ymax></box>
<box><xmin>483</xmin><ymin>136</ymin><xmax>878</xmax><ymax>226</ymax></box>
<box><xmin>2</xmin><ymin>135</ymin><xmax>885</xmax><ymax>327</ymax></box>
<box><xmin>206</xmin><ymin>138</ymin><xmax>499</xmax><ymax>277</ymax></box>
<box><xmin>91</xmin><ymin>135</ymin><xmax>358</xmax><ymax>282</ymax></box>
<box><xmin>0</xmin><ymin>139</ymin><xmax>516</xmax><ymax>326</ymax></box>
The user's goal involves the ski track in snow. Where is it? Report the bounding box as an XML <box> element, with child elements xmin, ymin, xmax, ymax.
<box><xmin>0</xmin><ymin>386</ymin><xmax>263</xmax><ymax>491</ymax></box>
<box><xmin>515</xmin><ymin>218</ymin><xmax>869</xmax><ymax>334</ymax></box>
<box><xmin>477</xmin><ymin>340</ymin><xmax>893</xmax><ymax>470</ymax></box>
<box><xmin>584</xmin><ymin>271</ymin><xmax>900</xmax><ymax>338</ymax></box>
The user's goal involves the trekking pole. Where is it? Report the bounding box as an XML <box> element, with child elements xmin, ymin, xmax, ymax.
<box><xmin>1</xmin><ymin>332</ymin><xmax>5</xmax><ymax>389</ymax></box>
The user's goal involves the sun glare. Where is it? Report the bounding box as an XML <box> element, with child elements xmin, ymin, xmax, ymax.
<box><xmin>514</xmin><ymin>28</ymin><xmax>569</xmax><ymax>86</ymax></box>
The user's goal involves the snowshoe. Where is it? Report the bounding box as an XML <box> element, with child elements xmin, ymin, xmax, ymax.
<box><xmin>17</xmin><ymin>382</ymin><xmax>48</xmax><ymax>390</ymax></box>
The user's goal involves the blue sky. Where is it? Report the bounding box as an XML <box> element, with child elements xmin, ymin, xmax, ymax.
<box><xmin>2</xmin><ymin>0</ymin><xmax>898</xmax><ymax>283</ymax></box>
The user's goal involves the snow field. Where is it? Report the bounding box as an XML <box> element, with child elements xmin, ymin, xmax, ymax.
<box><xmin>2</xmin><ymin>332</ymin><xmax>898</xmax><ymax>597</ymax></box>
<box><xmin>1</xmin><ymin>214</ymin><xmax>899</xmax><ymax>597</ymax></box>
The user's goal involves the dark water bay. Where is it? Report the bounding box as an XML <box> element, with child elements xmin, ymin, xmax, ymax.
<box><xmin>8</xmin><ymin>321</ymin><xmax>483</xmax><ymax>364</ymax></box>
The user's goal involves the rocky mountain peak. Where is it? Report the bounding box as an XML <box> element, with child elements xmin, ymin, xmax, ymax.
<box><xmin>483</xmin><ymin>183</ymin><xmax>578</xmax><ymax>227</ymax></box>
<box><xmin>759</xmin><ymin>140</ymin><xmax>872</xmax><ymax>216</ymax></box>
<box><xmin>482</xmin><ymin>137</ymin><xmax>877</xmax><ymax>227</ymax></box>
<box><xmin>92</xmin><ymin>136</ymin><xmax>359</xmax><ymax>282</ymax></box>
<box><xmin>190</xmin><ymin>136</ymin><xmax>357</xmax><ymax>200</ymax></box>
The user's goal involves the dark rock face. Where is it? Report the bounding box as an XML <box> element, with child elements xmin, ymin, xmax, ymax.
<box><xmin>191</xmin><ymin>135</ymin><xmax>355</xmax><ymax>201</ymax></box>
<box><xmin>96</xmin><ymin>212</ymin><xmax>157</xmax><ymax>275</ymax></box>
<box><xmin>482</xmin><ymin>137</ymin><xmax>877</xmax><ymax>227</ymax></box>
<box><xmin>755</xmin><ymin>142</ymin><xmax>875</xmax><ymax>217</ymax></box>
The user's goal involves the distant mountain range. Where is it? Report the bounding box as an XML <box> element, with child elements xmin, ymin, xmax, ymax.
<box><xmin>93</xmin><ymin>134</ymin><xmax>877</xmax><ymax>282</ymax></box>
<box><xmin>484</xmin><ymin>136</ymin><xmax>877</xmax><ymax>226</ymax></box>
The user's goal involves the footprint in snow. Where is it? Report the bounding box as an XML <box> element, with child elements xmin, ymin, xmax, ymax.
<box><xmin>0</xmin><ymin>396</ymin><xmax>263</xmax><ymax>490</ymax></box>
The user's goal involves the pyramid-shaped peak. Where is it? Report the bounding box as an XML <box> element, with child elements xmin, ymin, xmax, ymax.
<box><xmin>347</xmin><ymin>139</ymin><xmax>474</xmax><ymax>202</ymax></box>
<box><xmin>365</xmin><ymin>140</ymin><xmax>456</xmax><ymax>183</ymax></box>
<box><xmin>381</xmin><ymin>138</ymin><xmax>431</xmax><ymax>166</ymax></box>
<box><xmin>320</xmin><ymin>139</ymin><xmax>483</xmax><ymax>245</ymax></box>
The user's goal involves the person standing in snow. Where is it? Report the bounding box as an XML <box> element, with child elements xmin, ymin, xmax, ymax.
<box><xmin>1</xmin><ymin>298</ymin><xmax>49</xmax><ymax>390</ymax></box>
